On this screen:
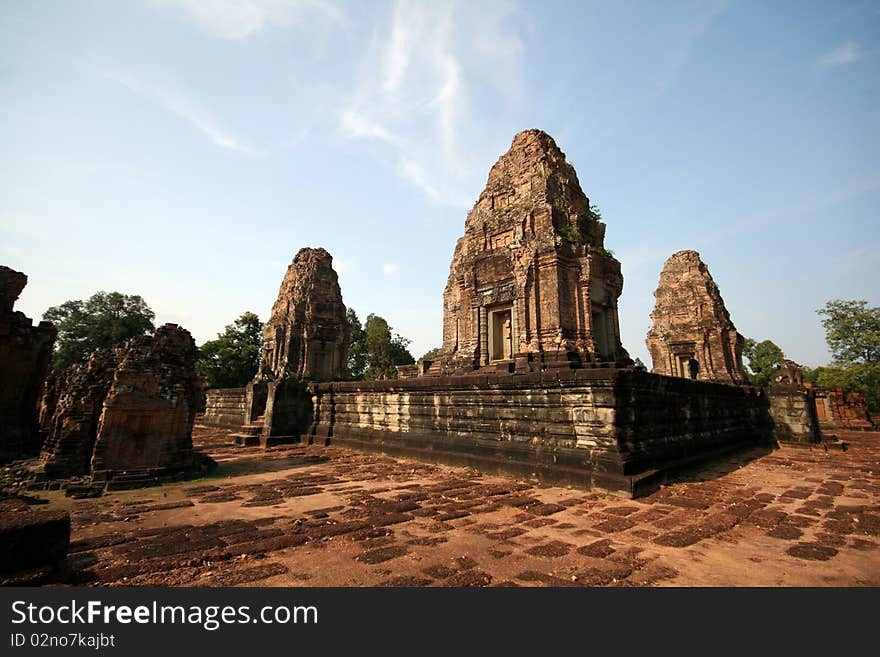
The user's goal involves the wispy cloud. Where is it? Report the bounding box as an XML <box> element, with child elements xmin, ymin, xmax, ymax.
<box><xmin>156</xmin><ymin>0</ymin><xmax>347</xmax><ymax>40</ymax></box>
<box><xmin>382</xmin><ymin>263</ymin><xmax>399</xmax><ymax>275</ymax></box>
<box><xmin>105</xmin><ymin>70</ymin><xmax>258</xmax><ymax>155</ymax></box>
<box><xmin>655</xmin><ymin>0</ymin><xmax>728</xmax><ymax>94</ymax></box>
<box><xmin>338</xmin><ymin>0</ymin><xmax>524</xmax><ymax>208</ymax></box>
<box><xmin>817</xmin><ymin>41</ymin><xmax>862</xmax><ymax>70</ymax></box>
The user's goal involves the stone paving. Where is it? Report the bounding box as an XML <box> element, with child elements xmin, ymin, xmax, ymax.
<box><xmin>42</xmin><ymin>426</ymin><xmax>880</xmax><ymax>587</ymax></box>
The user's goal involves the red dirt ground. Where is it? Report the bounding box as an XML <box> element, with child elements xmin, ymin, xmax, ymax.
<box><xmin>39</xmin><ymin>427</ymin><xmax>880</xmax><ymax>586</ymax></box>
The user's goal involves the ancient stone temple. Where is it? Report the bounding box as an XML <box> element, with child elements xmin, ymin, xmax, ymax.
<box><xmin>257</xmin><ymin>247</ymin><xmax>350</xmax><ymax>381</ymax></box>
<box><xmin>431</xmin><ymin>129</ymin><xmax>629</xmax><ymax>375</ymax></box>
<box><xmin>0</xmin><ymin>266</ymin><xmax>56</xmax><ymax>463</ymax></box>
<box><xmin>646</xmin><ymin>250</ymin><xmax>747</xmax><ymax>385</ymax></box>
<box><xmin>41</xmin><ymin>324</ymin><xmax>211</xmax><ymax>487</ymax></box>
<box><xmin>234</xmin><ymin>247</ymin><xmax>350</xmax><ymax>446</ymax></box>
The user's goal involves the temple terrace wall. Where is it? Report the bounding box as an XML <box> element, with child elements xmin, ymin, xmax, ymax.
<box><xmin>303</xmin><ymin>369</ymin><xmax>776</xmax><ymax>498</ymax></box>
<box><xmin>200</xmin><ymin>388</ymin><xmax>248</xmax><ymax>428</ymax></box>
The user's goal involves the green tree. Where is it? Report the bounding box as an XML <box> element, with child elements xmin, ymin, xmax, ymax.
<box><xmin>43</xmin><ymin>291</ymin><xmax>155</xmax><ymax>368</ymax></box>
<box><xmin>198</xmin><ymin>312</ymin><xmax>263</xmax><ymax>389</ymax></box>
<box><xmin>814</xmin><ymin>299</ymin><xmax>880</xmax><ymax>411</ymax></box>
<box><xmin>633</xmin><ymin>357</ymin><xmax>648</xmax><ymax>372</ymax></box>
<box><xmin>421</xmin><ymin>347</ymin><xmax>441</xmax><ymax>361</ymax></box>
<box><xmin>362</xmin><ymin>313</ymin><xmax>415</xmax><ymax>380</ymax></box>
<box><xmin>817</xmin><ymin>299</ymin><xmax>880</xmax><ymax>364</ymax></box>
<box><xmin>346</xmin><ymin>308</ymin><xmax>368</xmax><ymax>379</ymax></box>
<box><xmin>742</xmin><ymin>338</ymin><xmax>785</xmax><ymax>386</ymax></box>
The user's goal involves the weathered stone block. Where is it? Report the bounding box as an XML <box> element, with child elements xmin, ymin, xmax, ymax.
<box><xmin>0</xmin><ymin>266</ymin><xmax>56</xmax><ymax>462</ymax></box>
<box><xmin>0</xmin><ymin>498</ymin><xmax>70</xmax><ymax>578</ymax></box>
<box><xmin>200</xmin><ymin>388</ymin><xmax>247</xmax><ymax>428</ymax></box>
<box><xmin>767</xmin><ymin>386</ymin><xmax>822</xmax><ymax>444</ymax></box>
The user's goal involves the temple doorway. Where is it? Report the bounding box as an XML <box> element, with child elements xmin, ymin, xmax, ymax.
<box><xmin>489</xmin><ymin>306</ymin><xmax>513</xmax><ymax>361</ymax></box>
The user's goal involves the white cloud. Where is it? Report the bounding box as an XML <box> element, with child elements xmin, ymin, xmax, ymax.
<box><xmin>382</xmin><ymin>263</ymin><xmax>399</xmax><ymax>275</ymax></box>
<box><xmin>817</xmin><ymin>41</ymin><xmax>862</xmax><ymax>70</ymax></box>
<box><xmin>105</xmin><ymin>70</ymin><xmax>258</xmax><ymax>155</ymax></box>
<box><xmin>157</xmin><ymin>0</ymin><xmax>346</xmax><ymax>40</ymax></box>
<box><xmin>655</xmin><ymin>0</ymin><xmax>728</xmax><ymax>94</ymax></box>
<box><xmin>338</xmin><ymin>0</ymin><xmax>524</xmax><ymax>208</ymax></box>
<box><xmin>335</xmin><ymin>259</ymin><xmax>354</xmax><ymax>277</ymax></box>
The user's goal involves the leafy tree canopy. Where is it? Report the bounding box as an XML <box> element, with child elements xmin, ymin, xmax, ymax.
<box><xmin>633</xmin><ymin>357</ymin><xmax>648</xmax><ymax>372</ymax></box>
<box><xmin>817</xmin><ymin>299</ymin><xmax>880</xmax><ymax>365</ymax></box>
<box><xmin>43</xmin><ymin>291</ymin><xmax>155</xmax><ymax>369</ymax></box>
<box><xmin>197</xmin><ymin>312</ymin><xmax>263</xmax><ymax>389</ymax></box>
<box><xmin>346</xmin><ymin>308</ymin><xmax>368</xmax><ymax>379</ymax></box>
<box><xmin>806</xmin><ymin>363</ymin><xmax>880</xmax><ymax>413</ymax></box>
<box><xmin>421</xmin><ymin>347</ymin><xmax>441</xmax><ymax>361</ymax></box>
<box><xmin>743</xmin><ymin>338</ymin><xmax>785</xmax><ymax>387</ymax></box>
<box><xmin>809</xmin><ymin>300</ymin><xmax>880</xmax><ymax>412</ymax></box>
<box><xmin>362</xmin><ymin>313</ymin><xmax>414</xmax><ymax>380</ymax></box>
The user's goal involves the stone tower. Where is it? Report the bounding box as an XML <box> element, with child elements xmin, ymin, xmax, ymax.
<box><xmin>0</xmin><ymin>266</ymin><xmax>56</xmax><ymax>462</ymax></box>
<box><xmin>646</xmin><ymin>250</ymin><xmax>747</xmax><ymax>385</ymax></box>
<box><xmin>433</xmin><ymin>129</ymin><xmax>629</xmax><ymax>374</ymax></box>
<box><xmin>257</xmin><ymin>247</ymin><xmax>350</xmax><ymax>382</ymax></box>
<box><xmin>239</xmin><ymin>247</ymin><xmax>350</xmax><ymax>446</ymax></box>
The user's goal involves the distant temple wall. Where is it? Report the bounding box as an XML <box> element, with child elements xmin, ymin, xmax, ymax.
<box><xmin>304</xmin><ymin>369</ymin><xmax>775</xmax><ymax>498</ymax></box>
<box><xmin>200</xmin><ymin>388</ymin><xmax>248</xmax><ymax>428</ymax></box>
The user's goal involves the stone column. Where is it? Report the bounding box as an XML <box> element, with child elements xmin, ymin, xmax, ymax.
<box><xmin>479</xmin><ymin>306</ymin><xmax>489</xmax><ymax>366</ymax></box>
<box><xmin>510</xmin><ymin>300</ymin><xmax>520</xmax><ymax>355</ymax></box>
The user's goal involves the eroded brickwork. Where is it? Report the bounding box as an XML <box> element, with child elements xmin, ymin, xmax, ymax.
<box><xmin>90</xmin><ymin>324</ymin><xmax>203</xmax><ymax>478</ymax></box>
<box><xmin>646</xmin><ymin>250</ymin><xmax>747</xmax><ymax>385</ymax></box>
<box><xmin>40</xmin><ymin>324</ymin><xmax>210</xmax><ymax>485</ymax></box>
<box><xmin>433</xmin><ymin>130</ymin><xmax>628</xmax><ymax>375</ymax></box>
<box><xmin>41</xmin><ymin>348</ymin><xmax>121</xmax><ymax>477</ymax></box>
<box><xmin>813</xmin><ymin>387</ymin><xmax>875</xmax><ymax>431</ymax></box>
<box><xmin>257</xmin><ymin>247</ymin><xmax>349</xmax><ymax>382</ymax></box>
<box><xmin>242</xmin><ymin>248</ymin><xmax>350</xmax><ymax>446</ymax></box>
<box><xmin>0</xmin><ymin>266</ymin><xmax>56</xmax><ymax>462</ymax></box>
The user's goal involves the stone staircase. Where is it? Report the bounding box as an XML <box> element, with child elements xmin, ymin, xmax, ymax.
<box><xmin>230</xmin><ymin>415</ymin><xmax>264</xmax><ymax>447</ymax></box>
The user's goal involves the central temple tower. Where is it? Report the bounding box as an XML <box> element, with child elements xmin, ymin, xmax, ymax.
<box><xmin>433</xmin><ymin>129</ymin><xmax>629</xmax><ymax>374</ymax></box>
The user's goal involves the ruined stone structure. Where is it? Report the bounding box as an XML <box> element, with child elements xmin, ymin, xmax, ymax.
<box><xmin>41</xmin><ymin>348</ymin><xmax>121</xmax><ymax>477</ymax></box>
<box><xmin>646</xmin><ymin>250</ymin><xmax>747</xmax><ymax>385</ymax></box>
<box><xmin>0</xmin><ymin>266</ymin><xmax>56</xmax><ymax>463</ymax></box>
<box><xmin>236</xmin><ymin>248</ymin><xmax>350</xmax><ymax>447</ymax></box>
<box><xmin>771</xmin><ymin>359</ymin><xmax>805</xmax><ymax>386</ymax></box>
<box><xmin>431</xmin><ymin>130</ymin><xmax>628</xmax><ymax>375</ymax></box>
<box><xmin>766</xmin><ymin>386</ymin><xmax>822</xmax><ymax>445</ymax></box>
<box><xmin>38</xmin><ymin>368</ymin><xmax>69</xmax><ymax>433</ymax></box>
<box><xmin>813</xmin><ymin>387</ymin><xmax>875</xmax><ymax>431</ymax></box>
<box><xmin>257</xmin><ymin>247</ymin><xmax>350</xmax><ymax>382</ymax></box>
<box><xmin>306</xmin><ymin>370</ymin><xmax>773</xmax><ymax>498</ymax></box>
<box><xmin>200</xmin><ymin>388</ymin><xmax>248</xmax><ymax>428</ymax></box>
<box><xmin>40</xmin><ymin>324</ymin><xmax>211</xmax><ymax>487</ymax></box>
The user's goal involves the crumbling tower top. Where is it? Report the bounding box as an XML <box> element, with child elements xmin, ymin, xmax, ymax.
<box><xmin>432</xmin><ymin>129</ymin><xmax>628</xmax><ymax>374</ymax></box>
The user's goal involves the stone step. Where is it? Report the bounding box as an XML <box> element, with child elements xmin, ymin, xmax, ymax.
<box><xmin>230</xmin><ymin>433</ymin><xmax>261</xmax><ymax>447</ymax></box>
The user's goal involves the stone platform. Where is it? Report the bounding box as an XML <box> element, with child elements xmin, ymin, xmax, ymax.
<box><xmin>304</xmin><ymin>368</ymin><xmax>775</xmax><ymax>498</ymax></box>
<box><xmin>32</xmin><ymin>426</ymin><xmax>880</xmax><ymax>587</ymax></box>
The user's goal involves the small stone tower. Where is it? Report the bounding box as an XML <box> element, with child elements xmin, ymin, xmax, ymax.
<box><xmin>646</xmin><ymin>250</ymin><xmax>747</xmax><ymax>385</ymax></box>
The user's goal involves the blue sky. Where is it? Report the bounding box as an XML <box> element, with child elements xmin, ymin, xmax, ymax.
<box><xmin>2</xmin><ymin>0</ymin><xmax>878</xmax><ymax>367</ymax></box>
